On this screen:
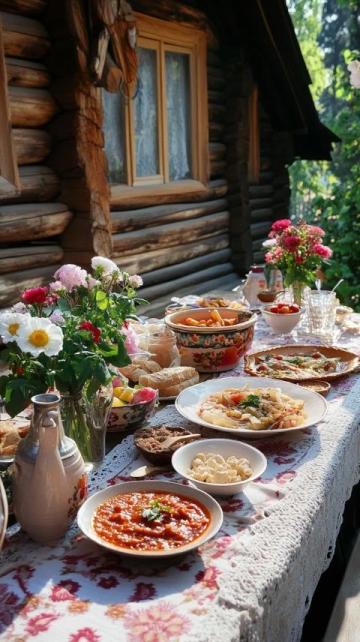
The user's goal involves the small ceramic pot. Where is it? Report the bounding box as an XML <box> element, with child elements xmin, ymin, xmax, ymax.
<box><xmin>165</xmin><ymin>308</ymin><xmax>257</xmax><ymax>373</ymax></box>
<box><xmin>107</xmin><ymin>395</ymin><xmax>158</xmax><ymax>433</ymax></box>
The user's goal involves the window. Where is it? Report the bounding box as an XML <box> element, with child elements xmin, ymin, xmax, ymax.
<box><xmin>103</xmin><ymin>14</ymin><xmax>208</xmax><ymax>194</ymax></box>
<box><xmin>248</xmin><ymin>84</ymin><xmax>260</xmax><ymax>183</ymax></box>
<box><xmin>0</xmin><ymin>18</ymin><xmax>20</xmax><ymax>194</ymax></box>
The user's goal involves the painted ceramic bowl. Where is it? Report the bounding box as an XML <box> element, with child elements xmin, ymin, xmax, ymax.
<box><xmin>107</xmin><ymin>394</ymin><xmax>158</xmax><ymax>433</ymax></box>
<box><xmin>165</xmin><ymin>308</ymin><xmax>257</xmax><ymax>373</ymax></box>
<box><xmin>262</xmin><ymin>306</ymin><xmax>302</xmax><ymax>334</ymax></box>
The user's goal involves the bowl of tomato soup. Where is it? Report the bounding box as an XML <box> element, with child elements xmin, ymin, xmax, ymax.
<box><xmin>77</xmin><ymin>480</ymin><xmax>223</xmax><ymax>557</ymax></box>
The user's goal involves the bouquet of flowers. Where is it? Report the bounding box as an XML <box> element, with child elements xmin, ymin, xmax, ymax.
<box><xmin>0</xmin><ymin>257</ymin><xmax>144</xmax><ymax>423</ymax></box>
<box><xmin>263</xmin><ymin>219</ymin><xmax>332</xmax><ymax>303</ymax></box>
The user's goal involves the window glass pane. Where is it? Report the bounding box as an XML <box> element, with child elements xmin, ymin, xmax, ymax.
<box><xmin>165</xmin><ymin>52</ymin><xmax>192</xmax><ymax>181</ymax></box>
<box><xmin>135</xmin><ymin>47</ymin><xmax>159</xmax><ymax>177</ymax></box>
<box><xmin>102</xmin><ymin>90</ymin><xmax>126</xmax><ymax>184</ymax></box>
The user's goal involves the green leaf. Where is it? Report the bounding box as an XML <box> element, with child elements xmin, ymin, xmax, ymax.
<box><xmin>96</xmin><ymin>290</ymin><xmax>109</xmax><ymax>311</ymax></box>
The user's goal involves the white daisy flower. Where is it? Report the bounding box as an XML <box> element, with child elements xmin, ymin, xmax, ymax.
<box><xmin>17</xmin><ymin>317</ymin><xmax>63</xmax><ymax>357</ymax></box>
<box><xmin>0</xmin><ymin>312</ymin><xmax>30</xmax><ymax>343</ymax></box>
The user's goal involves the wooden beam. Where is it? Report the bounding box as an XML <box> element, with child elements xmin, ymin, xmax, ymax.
<box><xmin>115</xmin><ymin>234</ymin><xmax>229</xmax><ymax>275</ymax></box>
<box><xmin>142</xmin><ymin>248</ymin><xmax>232</xmax><ymax>287</ymax></box>
<box><xmin>0</xmin><ymin>0</ymin><xmax>47</xmax><ymax>15</ymax></box>
<box><xmin>0</xmin><ymin>244</ymin><xmax>63</xmax><ymax>274</ymax></box>
<box><xmin>112</xmin><ymin>211</ymin><xmax>229</xmax><ymax>255</ymax></box>
<box><xmin>110</xmin><ymin>179</ymin><xmax>228</xmax><ymax>210</ymax></box>
<box><xmin>0</xmin><ymin>264</ymin><xmax>58</xmax><ymax>307</ymax></box>
<box><xmin>13</xmin><ymin>127</ymin><xmax>51</xmax><ymax>165</ymax></box>
<box><xmin>0</xmin><ymin>165</ymin><xmax>60</xmax><ymax>203</ymax></box>
<box><xmin>0</xmin><ymin>202</ymin><xmax>72</xmax><ymax>242</ymax></box>
<box><xmin>9</xmin><ymin>86</ymin><xmax>58</xmax><ymax>127</ymax></box>
<box><xmin>1</xmin><ymin>11</ymin><xmax>50</xmax><ymax>59</ymax></box>
<box><xmin>111</xmin><ymin>197</ymin><xmax>228</xmax><ymax>233</ymax></box>
<box><xmin>140</xmin><ymin>262</ymin><xmax>234</xmax><ymax>301</ymax></box>
<box><xmin>6</xmin><ymin>56</ymin><xmax>49</xmax><ymax>87</ymax></box>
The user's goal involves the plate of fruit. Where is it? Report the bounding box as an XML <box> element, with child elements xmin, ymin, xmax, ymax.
<box><xmin>107</xmin><ymin>379</ymin><xmax>158</xmax><ymax>432</ymax></box>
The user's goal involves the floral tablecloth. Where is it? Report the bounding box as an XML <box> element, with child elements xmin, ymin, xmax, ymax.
<box><xmin>1</xmin><ymin>320</ymin><xmax>360</xmax><ymax>642</ymax></box>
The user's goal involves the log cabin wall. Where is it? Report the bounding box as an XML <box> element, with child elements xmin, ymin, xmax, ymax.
<box><xmin>108</xmin><ymin>0</ymin><xmax>239</xmax><ymax>316</ymax></box>
<box><xmin>225</xmin><ymin>53</ymin><xmax>293</xmax><ymax>273</ymax></box>
<box><xmin>0</xmin><ymin>0</ymin><xmax>72</xmax><ymax>308</ymax></box>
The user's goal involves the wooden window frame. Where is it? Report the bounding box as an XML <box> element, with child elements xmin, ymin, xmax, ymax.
<box><xmin>0</xmin><ymin>17</ymin><xmax>20</xmax><ymax>195</ymax></box>
<box><xmin>110</xmin><ymin>12</ymin><xmax>209</xmax><ymax>205</ymax></box>
<box><xmin>248</xmin><ymin>84</ymin><xmax>260</xmax><ymax>183</ymax></box>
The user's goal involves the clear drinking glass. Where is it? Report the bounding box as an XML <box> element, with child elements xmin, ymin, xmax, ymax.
<box><xmin>305</xmin><ymin>290</ymin><xmax>337</xmax><ymax>340</ymax></box>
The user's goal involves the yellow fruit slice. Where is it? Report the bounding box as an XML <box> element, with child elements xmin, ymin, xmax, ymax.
<box><xmin>112</xmin><ymin>398</ymin><xmax>127</xmax><ymax>408</ymax></box>
<box><xmin>113</xmin><ymin>386</ymin><xmax>125</xmax><ymax>398</ymax></box>
<box><xmin>119</xmin><ymin>388</ymin><xmax>134</xmax><ymax>402</ymax></box>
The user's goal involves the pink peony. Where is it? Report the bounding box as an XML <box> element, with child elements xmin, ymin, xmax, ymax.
<box><xmin>283</xmin><ymin>235</ymin><xmax>301</xmax><ymax>250</ymax></box>
<box><xmin>313</xmin><ymin>243</ymin><xmax>332</xmax><ymax>258</ymax></box>
<box><xmin>132</xmin><ymin>387</ymin><xmax>157</xmax><ymax>404</ymax></box>
<box><xmin>50</xmin><ymin>280</ymin><xmax>65</xmax><ymax>293</ymax></box>
<box><xmin>54</xmin><ymin>264</ymin><xmax>88</xmax><ymax>290</ymax></box>
<box><xmin>271</xmin><ymin>219</ymin><xmax>291</xmax><ymax>232</ymax></box>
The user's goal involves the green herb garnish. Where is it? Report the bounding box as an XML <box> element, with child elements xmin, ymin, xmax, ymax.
<box><xmin>239</xmin><ymin>394</ymin><xmax>261</xmax><ymax>408</ymax></box>
<box><xmin>142</xmin><ymin>499</ymin><xmax>172</xmax><ymax>522</ymax></box>
<box><xmin>287</xmin><ymin>357</ymin><xmax>304</xmax><ymax>366</ymax></box>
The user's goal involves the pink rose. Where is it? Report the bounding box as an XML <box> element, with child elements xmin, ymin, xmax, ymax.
<box><xmin>54</xmin><ymin>264</ymin><xmax>88</xmax><ymax>290</ymax></box>
<box><xmin>313</xmin><ymin>243</ymin><xmax>332</xmax><ymax>258</ymax></box>
<box><xmin>283</xmin><ymin>235</ymin><xmax>301</xmax><ymax>250</ymax></box>
<box><xmin>265</xmin><ymin>252</ymin><xmax>275</xmax><ymax>264</ymax></box>
<box><xmin>122</xmin><ymin>322</ymin><xmax>139</xmax><ymax>355</ymax></box>
<box><xmin>271</xmin><ymin>219</ymin><xmax>291</xmax><ymax>232</ymax></box>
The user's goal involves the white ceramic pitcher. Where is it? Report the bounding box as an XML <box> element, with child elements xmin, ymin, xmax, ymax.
<box><xmin>12</xmin><ymin>393</ymin><xmax>88</xmax><ymax>544</ymax></box>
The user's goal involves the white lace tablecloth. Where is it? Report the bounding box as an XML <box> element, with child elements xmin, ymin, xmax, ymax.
<box><xmin>1</xmin><ymin>321</ymin><xmax>360</xmax><ymax>642</ymax></box>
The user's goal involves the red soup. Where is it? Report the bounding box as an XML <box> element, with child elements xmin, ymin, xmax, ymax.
<box><xmin>93</xmin><ymin>491</ymin><xmax>210</xmax><ymax>551</ymax></box>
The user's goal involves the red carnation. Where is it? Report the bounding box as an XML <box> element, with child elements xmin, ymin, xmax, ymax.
<box><xmin>79</xmin><ymin>321</ymin><xmax>101</xmax><ymax>344</ymax></box>
<box><xmin>21</xmin><ymin>286</ymin><xmax>49</xmax><ymax>305</ymax></box>
<box><xmin>283</xmin><ymin>235</ymin><xmax>301</xmax><ymax>251</ymax></box>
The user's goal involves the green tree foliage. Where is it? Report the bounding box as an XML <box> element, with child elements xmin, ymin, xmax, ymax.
<box><xmin>286</xmin><ymin>0</ymin><xmax>360</xmax><ymax>309</ymax></box>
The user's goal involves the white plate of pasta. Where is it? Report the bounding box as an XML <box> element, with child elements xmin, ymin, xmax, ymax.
<box><xmin>175</xmin><ymin>376</ymin><xmax>328</xmax><ymax>438</ymax></box>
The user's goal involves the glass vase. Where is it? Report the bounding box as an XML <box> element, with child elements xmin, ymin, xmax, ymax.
<box><xmin>60</xmin><ymin>383</ymin><xmax>113</xmax><ymax>465</ymax></box>
<box><xmin>289</xmin><ymin>281</ymin><xmax>308</xmax><ymax>306</ymax></box>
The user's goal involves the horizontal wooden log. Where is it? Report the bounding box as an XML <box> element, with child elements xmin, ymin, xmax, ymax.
<box><xmin>0</xmin><ymin>244</ymin><xmax>63</xmax><ymax>274</ymax></box>
<box><xmin>0</xmin><ymin>0</ymin><xmax>46</xmax><ymax>15</ymax></box>
<box><xmin>142</xmin><ymin>248</ymin><xmax>232</xmax><ymax>287</ymax></box>
<box><xmin>116</xmin><ymin>234</ymin><xmax>229</xmax><ymax>275</ymax></box>
<box><xmin>140</xmin><ymin>262</ymin><xmax>234</xmax><ymax>302</ymax></box>
<box><xmin>251</xmin><ymin>208</ymin><xmax>274</xmax><ymax>222</ymax></box>
<box><xmin>13</xmin><ymin>127</ymin><xmax>51</xmax><ymax>164</ymax></box>
<box><xmin>110</xmin><ymin>179</ymin><xmax>228</xmax><ymax>210</ymax></box>
<box><xmin>112</xmin><ymin>211</ymin><xmax>229</xmax><ymax>256</ymax></box>
<box><xmin>0</xmin><ymin>202</ymin><xmax>72</xmax><ymax>242</ymax></box>
<box><xmin>209</xmin><ymin>103</ymin><xmax>226</xmax><ymax>123</ymax></box>
<box><xmin>250</xmin><ymin>221</ymin><xmax>272</xmax><ymax>240</ymax></box>
<box><xmin>0</xmin><ymin>265</ymin><xmax>58</xmax><ymax>308</ymax></box>
<box><xmin>1</xmin><ymin>11</ymin><xmax>50</xmax><ymax>59</ymax></box>
<box><xmin>9</xmin><ymin>86</ymin><xmax>58</xmax><ymax>127</ymax></box>
<box><xmin>253</xmin><ymin>250</ymin><xmax>266</xmax><ymax>264</ymax></box>
<box><xmin>209</xmin><ymin>121</ymin><xmax>224</xmax><ymax>142</ymax></box>
<box><xmin>138</xmin><ymin>272</ymin><xmax>240</xmax><ymax>317</ymax></box>
<box><xmin>112</xmin><ymin>197</ymin><xmax>228</xmax><ymax>233</ymax></box>
<box><xmin>6</xmin><ymin>56</ymin><xmax>49</xmax><ymax>87</ymax></box>
<box><xmin>249</xmin><ymin>197</ymin><xmax>273</xmax><ymax>209</ymax></box>
<box><xmin>248</xmin><ymin>184</ymin><xmax>274</xmax><ymax>198</ymax></box>
<box><xmin>0</xmin><ymin>165</ymin><xmax>60</xmax><ymax>203</ymax></box>
<box><xmin>209</xmin><ymin>143</ymin><xmax>226</xmax><ymax>161</ymax></box>
<box><xmin>252</xmin><ymin>238</ymin><xmax>267</xmax><ymax>251</ymax></box>
<box><xmin>207</xmin><ymin>66</ymin><xmax>225</xmax><ymax>90</ymax></box>
<box><xmin>210</xmin><ymin>160</ymin><xmax>226</xmax><ymax>177</ymax></box>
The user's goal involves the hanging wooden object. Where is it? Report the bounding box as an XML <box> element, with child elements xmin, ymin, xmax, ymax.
<box><xmin>68</xmin><ymin>0</ymin><xmax>138</xmax><ymax>95</ymax></box>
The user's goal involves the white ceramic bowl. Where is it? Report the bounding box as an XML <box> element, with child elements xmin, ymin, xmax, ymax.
<box><xmin>172</xmin><ymin>438</ymin><xmax>267</xmax><ymax>496</ymax></box>
<box><xmin>262</xmin><ymin>307</ymin><xmax>302</xmax><ymax>334</ymax></box>
<box><xmin>77</xmin><ymin>480</ymin><xmax>223</xmax><ymax>558</ymax></box>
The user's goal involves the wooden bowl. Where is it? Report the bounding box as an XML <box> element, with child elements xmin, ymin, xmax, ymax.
<box><xmin>297</xmin><ymin>380</ymin><xmax>331</xmax><ymax>396</ymax></box>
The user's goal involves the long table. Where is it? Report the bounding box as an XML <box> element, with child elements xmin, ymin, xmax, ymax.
<box><xmin>1</xmin><ymin>321</ymin><xmax>360</xmax><ymax>642</ymax></box>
